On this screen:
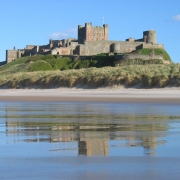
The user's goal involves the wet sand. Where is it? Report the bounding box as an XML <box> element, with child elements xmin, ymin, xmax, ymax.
<box><xmin>1</xmin><ymin>156</ymin><xmax>180</xmax><ymax>180</ymax></box>
<box><xmin>0</xmin><ymin>88</ymin><xmax>180</xmax><ymax>104</ymax></box>
<box><xmin>1</xmin><ymin>90</ymin><xmax>180</xmax><ymax>179</ymax></box>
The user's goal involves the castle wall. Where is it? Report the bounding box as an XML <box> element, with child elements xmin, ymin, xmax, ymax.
<box><xmin>113</xmin><ymin>42</ymin><xmax>142</xmax><ymax>53</ymax></box>
<box><xmin>142</xmin><ymin>43</ymin><xmax>164</xmax><ymax>49</ymax></box>
<box><xmin>59</xmin><ymin>47</ymin><xmax>70</xmax><ymax>55</ymax></box>
<box><xmin>78</xmin><ymin>41</ymin><xmax>164</xmax><ymax>56</ymax></box>
<box><xmin>69</xmin><ymin>41</ymin><xmax>78</xmax><ymax>48</ymax></box>
<box><xmin>6</xmin><ymin>50</ymin><xmax>17</xmax><ymax>63</ymax></box>
<box><xmin>26</xmin><ymin>45</ymin><xmax>35</xmax><ymax>50</ymax></box>
<box><xmin>121</xmin><ymin>54</ymin><xmax>164</xmax><ymax>61</ymax></box>
<box><xmin>76</xmin><ymin>44</ymin><xmax>89</xmax><ymax>55</ymax></box>
<box><xmin>24</xmin><ymin>44</ymin><xmax>51</xmax><ymax>56</ymax></box>
<box><xmin>38</xmin><ymin>45</ymin><xmax>50</xmax><ymax>53</ymax></box>
<box><xmin>50</xmin><ymin>40</ymin><xmax>63</xmax><ymax>48</ymax></box>
<box><xmin>51</xmin><ymin>47</ymin><xmax>70</xmax><ymax>55</ymax></box>
<box><xmin>78</xmin><ymin>41</ymin><xmax>144</xmax><ymax>55</ymax></box>
<box><xmin>6</xmin><ymin>49</ymin><xmax>24</xmax><ymax>63</ymax></box>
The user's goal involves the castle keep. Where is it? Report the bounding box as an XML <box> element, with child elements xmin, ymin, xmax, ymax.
<box><xmin>78</xmin><ymin>22</ymin><xmax>108</xmax><ymax>43</ymax></box>
<box><xmin>6</xmin><ymin>22</ymin><xmax>164</xmax><ymax>63</ymax></box>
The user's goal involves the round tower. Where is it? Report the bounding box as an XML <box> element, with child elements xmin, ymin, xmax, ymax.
<box><xmin>111</xmin><ymin>43</ymin><xmax>120</xmax><ymax>53</ymax></box>
<box><xmin>143</xmin><ymin>30</ymin><xmax>156</xmax><ymax>44</ymax></box>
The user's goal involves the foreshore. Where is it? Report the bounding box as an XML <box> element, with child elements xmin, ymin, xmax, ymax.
<box><xmin>0</xmin><ymin>88</ymin><xmax>180</xmax><ymax>104</ymax></box>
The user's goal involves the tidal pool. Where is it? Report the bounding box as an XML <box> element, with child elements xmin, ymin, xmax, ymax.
<box><xmin>1</xmin><ymin>101</ymin><xmax>180</xmax><ymax>179</ymax></box>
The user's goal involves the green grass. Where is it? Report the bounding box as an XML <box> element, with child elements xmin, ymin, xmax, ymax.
<box><xmin>0</xmin><ymin>52</ymin><xmax>176</xmax><ymax>89</ymax></box>
<box><xmin>0</xmin><ymin>49</ymin><xmax>172</xmax><ymax>73</ymax></box>
<box><xmin>45</xmin><ymin>57</ymin><xmax>73</xmax><ymax>70</ymax></box>
<box><xmin>27</xmin><ymin>60</ymin><xmax>53</xmax><ymax>71</ymax></box>
<box><xmin>135</xmin><ymin>48</ymin><xmax>171</xmax><ymax>60</ymax></box>
<box><xmin>115</xmin><ymin>59</ymin><xmax>164</xmax><ymax>66</ymax></box>
<box><xmin>0</xmin><ymin>63</ymin><xmax>180</xmax><ymax>89</ymax></box>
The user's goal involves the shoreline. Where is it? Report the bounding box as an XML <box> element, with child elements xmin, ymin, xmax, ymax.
<box><xmin>0</xmin><ymin>88</ymin><xmax>180</xmax><ymax>104</ymax></box>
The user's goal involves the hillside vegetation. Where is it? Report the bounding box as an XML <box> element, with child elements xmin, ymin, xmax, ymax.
<box><xmin>0</xmin><ymin>54</ymin><xmax>115</xmax><ymax>73</ymax></box>
<box><xmin>0</xmin><ymin>54</ymin><xmax>179</xmax><ymax>89</ymax></box>
<box><xmin>135</xmin><ymin>48</ymin><xmax>171</xmax><ymax>60</ymax></box>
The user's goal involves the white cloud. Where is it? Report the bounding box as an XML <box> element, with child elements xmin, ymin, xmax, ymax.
<box><xmin>173</xmin><ymin>15</ymin><xmax>180</xmax><ymax>21</ymax></box>
<box><xmin>49</xmin><ymin>28</ymin><xmax>77</xmax><ymax>39</ymax></box>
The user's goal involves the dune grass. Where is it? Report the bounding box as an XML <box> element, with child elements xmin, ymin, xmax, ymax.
<box><xmin>0</xmin><ymin>63</ymin><xmax>180</xmax><ymax>89</ymax></box>
<box><xmin>115</xmin><ymin>59</ymin><xmax>164</xmax><ymax>66</ymax></box>
<box><xmin>0</xmin><ymin>52</ymin><xmax>178</xmax><ymax>89</ymax></box>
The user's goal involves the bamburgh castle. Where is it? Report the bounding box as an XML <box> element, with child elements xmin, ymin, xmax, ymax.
<box><xmin>6</xmin><ymin>22</ymin><xmax>164</xmax><ymax>63</ymax></box>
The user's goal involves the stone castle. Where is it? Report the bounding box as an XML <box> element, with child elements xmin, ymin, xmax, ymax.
<box><xmin>6</xmin><ymin>22</ymin><xmax>164</xmax><ymax>63</ymax></box>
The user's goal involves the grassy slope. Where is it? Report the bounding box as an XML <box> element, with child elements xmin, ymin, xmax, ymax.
<box><xmin>136</xmin><ymin>48</ymin><xmax>171</xmax><ymax>60</ymax></box>
<box><xmin>0</xmin><ymin>51</ymin><xmax>178</xmax><ymax>89</ymax></box>
<box><xmin>115</xmin><ymin>48</ymin><xmax>171</xmax><ymax>66</ymax></box>
<box><xmin>0</xmin><ymin>54</ymin><xmax>115</xmax><ymax>73</ymax></box>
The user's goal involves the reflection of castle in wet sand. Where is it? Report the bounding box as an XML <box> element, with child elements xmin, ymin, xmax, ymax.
<box><xmin>78</xmin><ymin>141</ymin><xmax>108</xmax><ymax>156</ymax></box>
<box><xmin>78</xmin><ymin>131</ymin><xmax>109</xmax><ymax>156</ymax></box>
<box><xmin>6</xmin><ymin>122</ymin><xmax>167</xmax><ymax>156</ymax></box>
<box><xmin>124</xmin><ymin>131</ymin><xmax>157</xmax><ymax>156</ymax></box>
<box><xmin>6</xmin><ymin>123</ymin><xmax>109</xmax><ymax>156</ymax></box>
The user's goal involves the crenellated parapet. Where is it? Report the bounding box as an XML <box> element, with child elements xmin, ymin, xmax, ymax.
<box><xmin>78</xmin><ymin>22</ymin><xmax>108</xmax><ymax>44</ymax></box>
<box><xmin>5</xmin><ymin>22</ymin><xmax>165</xmax><ymax>64</ymax></box>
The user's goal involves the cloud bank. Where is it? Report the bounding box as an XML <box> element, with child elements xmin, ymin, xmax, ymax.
<box><xmin>173</xmin><ymin>15</ymin><xmax>180</xmax><ymax>21</ymax></box>
<box><xmin>49</xmin><ymin>28</ymin><xmax>77</xmax><ymax>39</ymax></box>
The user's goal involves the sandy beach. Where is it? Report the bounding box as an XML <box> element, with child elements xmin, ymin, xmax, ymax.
<box><xmin>1</xmin><ymin>88</ymin><xmax>180</xmax><ymax>180</ymax></box>
<box><xmin>0</xmin><ymin>88</ymin><xmax>180</xmax><ymax>104</ymax></box>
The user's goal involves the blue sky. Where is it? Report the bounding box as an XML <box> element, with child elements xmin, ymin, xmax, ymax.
<box><xmin>0</xmin><ymin>0</ymin><xmax>180</xmax><ymax>62</ymax></box>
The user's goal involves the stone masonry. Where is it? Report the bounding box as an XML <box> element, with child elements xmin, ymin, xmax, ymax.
<box><xmin>5</xmin><ymin>22</ymin><xmax>164</xmax><ymax>64</ymax></box>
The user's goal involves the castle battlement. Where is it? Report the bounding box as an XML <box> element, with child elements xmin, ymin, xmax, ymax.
<box><xmin>5</xmin><ymin>22</ymin><xmax>164</xmax><ymax>63</ymax></box>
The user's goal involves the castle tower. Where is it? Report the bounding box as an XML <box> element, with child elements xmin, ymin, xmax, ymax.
<box><xmin>103</xmin><ymin>24</ymin><xmax>108</xmax><ymax>40</ymax></box>
<box><xmin>78</xmin><ymin>25</ymin><xmax>84</xmax><ymax>44</ymax></box>
<box><xmin>78</xmin><ymin>22</ymin><xmax>109</xmax><ymax>44</ymax></box>
<box><xmin>49</xmin><ymin>39</ymin><xmax>53</xmax><ymax>48</ymax></box>
<box><xmin>143</xmin><ymin>30</ymin><xmax>156</xmax><ymax>44</ymax></box>
<box><xmin>62</xmin><ymin>39</ymin><xmax>67</xmax><ymax>47</ymax></box>
<box><xmin>85</xmin><ymin>22</ymin><xmax>92</xmax><ymax>42</ymax></box>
